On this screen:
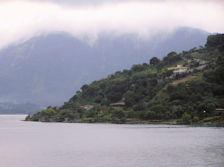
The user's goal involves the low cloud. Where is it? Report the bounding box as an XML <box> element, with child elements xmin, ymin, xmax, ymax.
<box><xmin>0</xmin><ymin>0</ymin><xmax>223</xmax><ymax>49</ymax></box>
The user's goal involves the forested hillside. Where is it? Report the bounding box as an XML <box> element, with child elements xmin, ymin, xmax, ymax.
<box><xmin>27</xmin><ymin>34</ymin><xmax>224</xmax><ymax>125</ymax></box>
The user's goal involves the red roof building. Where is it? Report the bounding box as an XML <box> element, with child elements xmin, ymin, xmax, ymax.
<box><xmin>110</xmin><ymin>102</ymin><xmax>126</xmax><ymax>108</ymax></box>
<box><xmin>216</xmin><ymin>108</ymin><xmax>224</xmax><ymax>115</ymax></box>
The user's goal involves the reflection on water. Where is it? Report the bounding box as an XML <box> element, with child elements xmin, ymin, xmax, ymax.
<box><xmin>0</xmin><ymin>115</ymin><xmax>224</xmax><ymax>167</ymax></box>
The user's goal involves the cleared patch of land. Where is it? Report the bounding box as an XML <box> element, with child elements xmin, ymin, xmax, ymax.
<box><xmin>172</xmin><ymin>75</ymin><xmax>197</xmax><ymax>85</ymax></box>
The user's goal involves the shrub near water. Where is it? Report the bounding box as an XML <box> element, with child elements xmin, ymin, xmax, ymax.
<box><xmin>111</xmin><ymin>108</ymin><xmax>126</xmax><ymax>123</ymax></box>
<box><xmin>181</xmin><ymin>112</ymin><xmax>192</xmax><ymax>124</ymax></box>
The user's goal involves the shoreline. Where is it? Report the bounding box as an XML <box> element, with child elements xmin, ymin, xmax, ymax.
<box><xmin>25</xmin><ymin>118</ymin><xmax>224</xmax><ymax>127</ymax></box>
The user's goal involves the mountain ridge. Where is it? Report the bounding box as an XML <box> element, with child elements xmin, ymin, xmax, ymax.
<box><xmin>0</xmin><ymin>27</ymin><xmax>208</xmax><ymax>106</ymax></box>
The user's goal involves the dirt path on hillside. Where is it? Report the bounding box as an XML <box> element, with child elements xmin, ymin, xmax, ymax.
<box><xmin>172</xmin><ymin>75</ymin><xmax>197</xmax><ymax>85</ymax></box>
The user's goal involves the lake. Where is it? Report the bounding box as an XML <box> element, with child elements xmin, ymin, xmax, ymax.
<box><xmin>0</xmin><ymin>115</ymin><xmax>224</xmax><ymax>167</ymax></box>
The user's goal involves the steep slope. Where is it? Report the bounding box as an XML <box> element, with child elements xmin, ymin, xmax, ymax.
<box><xmin>27</xmin><ymin>34</ymin><xmax>224</xmax><ymax>124</ymax></box>
<box><xmin>0</xmin><ymin>27</ymin><xmax>208</xmax><ymax>106</ymax></box>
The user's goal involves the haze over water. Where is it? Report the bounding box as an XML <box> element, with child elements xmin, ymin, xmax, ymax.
<box><xmin>0</xmin><ymin>115</ymin><xmax>224</xmax><ymax>167</ymax></box>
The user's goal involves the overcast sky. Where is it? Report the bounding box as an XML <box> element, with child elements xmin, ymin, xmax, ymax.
<box><xmin>0</xmin><ymin>0</ymin><xmax>223</xmax><ymax>49</ymax></box>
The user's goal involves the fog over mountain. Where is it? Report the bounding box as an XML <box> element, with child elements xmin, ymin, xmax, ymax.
<box><xmin>1</xmin><ymin>0</ymin><xmax>223</xmax><ymax>49</ymax></box>
<box><xmin>0</xmin><ymin>27</ymin><xmax>208</xmax><ymax>106</ymax></box>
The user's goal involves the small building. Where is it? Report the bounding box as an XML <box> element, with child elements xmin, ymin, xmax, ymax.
<box><xmin>167</xmin><ymin>64</ymin><xmax>189</xmax><ymax>74</ymax></box>
<box><xmin>80</xmin><ymin>104</ymin><xmax>94</xmax><ymax>110</ymax></box>
<box><xmin>194</xmin><ymin>58</ymin><xmax>207</xmax><ymax>65</ymax></box>
<box><xmin>215</xmin><ymin>108</ymin><xmax>224</xmax><ymax>115</ymax></box>
<box><xmin>110</xmin><ymin>102</ymin><xmax>126</xmax><ymax>108</ymax></box>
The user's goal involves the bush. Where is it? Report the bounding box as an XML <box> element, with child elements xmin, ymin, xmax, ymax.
<box><xmin>111</xmin><ymin>108</ymin><xmax>126</xmax><ymax>120</ymax></box>
<box><xmin>125</xmin><ymin>109</ymin><xmax>136</xmax><ymax>118</ymax></box>
<box><xmin>40</xmin><ymin>108</ymin><xmax>57</xmax><ymax>118</ymax></box>
<box><xmin>101</xmin><ymin>114</ymin><xmax>112</xmax><ymax>122</ymax></box>
<box><xmin>192</xmin><ymin>116</ymin><xmax>200</xmax><ymax>123</ymax></box>
<box><xmin>82</xmin><ymin>117</ymin><xmax>95</xmax><ymax>122</ymax></box>
<box><xmin>181</xmin><ymin>112</ymin><xmax>192</xmax><ymax>124</ymax></box>
<box><xmin>150</xmin><ymin>57</ymin><xmax>160</xmax><ymax>65</ymax></box>
<box><xmin>149</xmin><ymin>104</ymin><xmax>167</xmax><ymax>113</ymax></box>
<box><xmin>144</xmin><ymin>110</ymin><xmax>156</xmax><ymax>120</ymax></box>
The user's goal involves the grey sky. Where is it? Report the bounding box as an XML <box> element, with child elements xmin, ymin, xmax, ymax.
<box><xmin>0</xmin><ymin>0</ymin><xmax>223</xmax><ymax>49</ymax></box>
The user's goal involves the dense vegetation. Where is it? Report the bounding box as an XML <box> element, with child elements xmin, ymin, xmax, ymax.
<box><xmin>26</xmin><ymin>34</ymin><xmax>224</xmax><ymax>125</ymax></box>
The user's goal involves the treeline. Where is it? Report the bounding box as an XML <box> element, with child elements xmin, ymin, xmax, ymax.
<box><xmin>26</xmin><ymin>34</ymin><xmax>224</xmax><ymax>124</ymax></box>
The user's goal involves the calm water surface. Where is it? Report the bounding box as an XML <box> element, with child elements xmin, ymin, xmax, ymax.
<box><xmin>0</xmin><ymin>115</ymin><xmax>224</xmax><ymax>167</ymax></box>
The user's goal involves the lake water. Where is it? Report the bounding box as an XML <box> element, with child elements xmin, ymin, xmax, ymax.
<box><xmin>0</xmin><ymin>115</ymin><xmax>224</xmax><ymax>167</ymax></box>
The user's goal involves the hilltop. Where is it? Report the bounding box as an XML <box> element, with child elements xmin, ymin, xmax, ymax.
<box><xmin>26</xmin><ymin>34</ymin><xmax>224</xmax><ymax>125</ymax></box>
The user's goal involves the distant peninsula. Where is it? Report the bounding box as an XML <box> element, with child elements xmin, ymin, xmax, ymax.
<box><xmin>26</xmin><ymin>34</ymin><xmax>224</xmax><ymax>125</ymax></box>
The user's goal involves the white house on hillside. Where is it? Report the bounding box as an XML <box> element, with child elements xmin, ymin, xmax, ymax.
<box><xmin>167</xmin><ymin>65</ymin><xmax>189</xmax><ymax>74</ymax></box>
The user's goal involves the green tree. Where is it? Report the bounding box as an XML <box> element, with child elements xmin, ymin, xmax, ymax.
<box><xmin>144</xmin><ymin>110</ymin><xmax>156</xmax><ymax>120</ymax></box>
<box><xmin>150</xmin><ymin>57</ymin><xmax>160</xmax><ymax>65</ymax></box>
<box><xmin>41</xmin><ymin>108</ymin><xmax>56</xmax><ymax>117</ymax></box>
<box><xmin>124</xmin><ymin>90</ymin><xmax>135</xmax><ymax>107</ymax></box>
<box><xmin>111</xmin><ymin>108</ymin><xmax>126</xmax><ymax>121</ymax></box>
<box><xmin>206</xmin><ymin>34</ymin><xmax>224</xmax><ymax>48</ymax></box>
<box><xmin>181</xmin><ymin>112</ymin><xmax>191</xmax><ymax>124</ymax></box>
